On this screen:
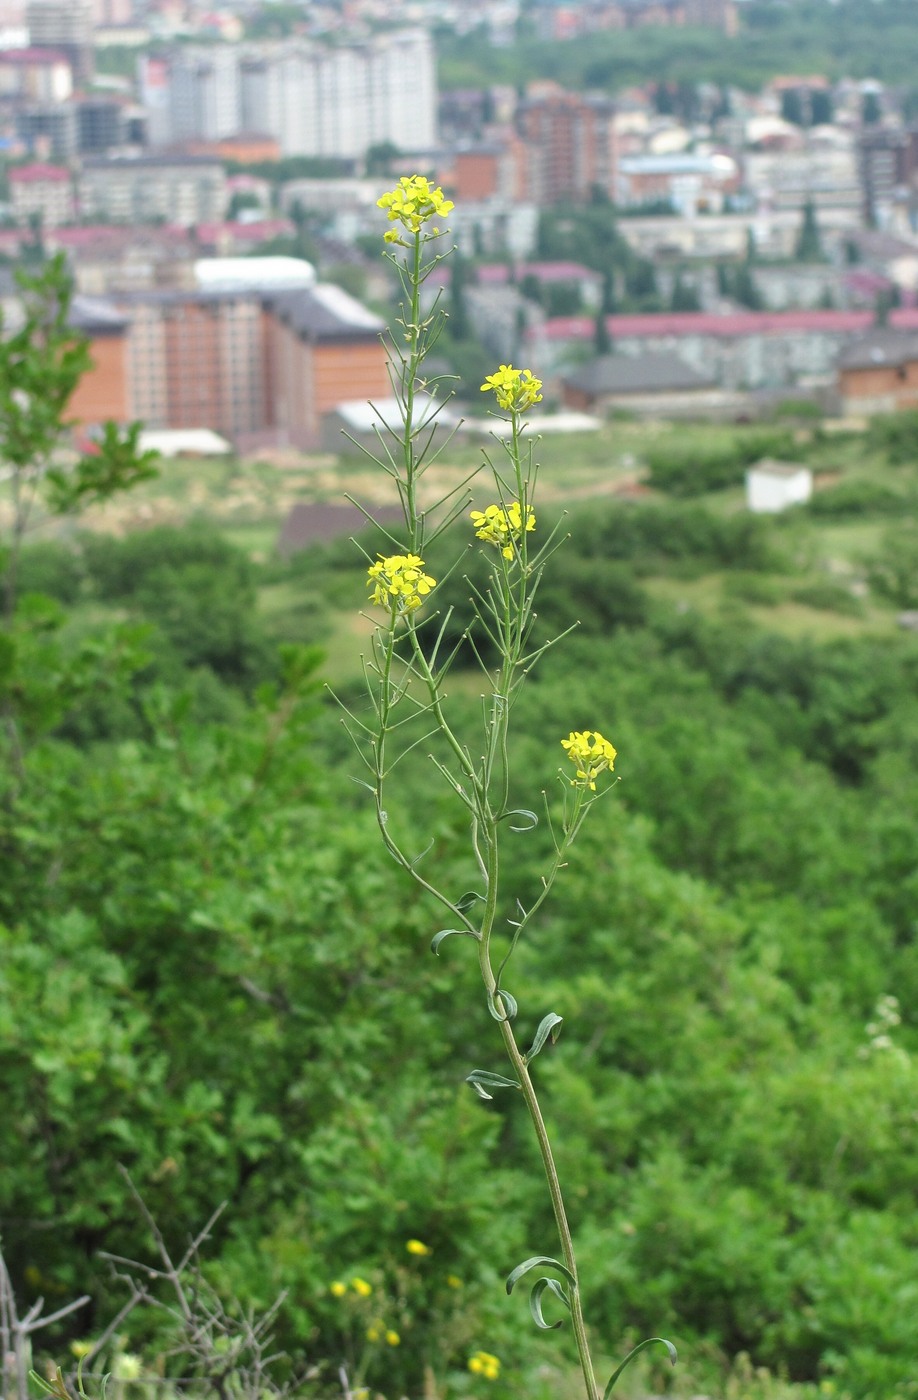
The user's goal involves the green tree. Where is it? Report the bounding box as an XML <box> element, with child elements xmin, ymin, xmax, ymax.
<box><xmin>670</xmin><ymin>273</ymin><xmax>701</xmax><ymax>312</ymax></box>
<box><xmin>795</xmin><ymin>200</ymin><xmax>824</xmax><ymax>262</ymax></box>
<box><xmin>862</xmin><ymin>90</ymin><xmax>882</xmax><ymax>125</ymax></box>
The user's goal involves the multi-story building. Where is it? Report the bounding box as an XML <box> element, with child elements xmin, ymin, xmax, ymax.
<box><xmin>148</xmin><ymin>30</ymin><xmax>436</xmax><ymax>159</ymax></box>
<box><xmin>25</xmin><ymin>0</ymin><xmax>92</xmax><ymax>83</ymax></box>
<box><xmin>102</xmin><ymin>273</ymin><xmax>389</xmax><ymax>450</ymax></box>
<box><xmin>91</xmin><ymin>0</ymin><xmax>133</xmax><ymax>23</ymax></box>
<box><xmin>75</xmin><ymin>97</ymin><xmax>126</xmax><ymax>153</ymax></box>
<box><xmin>9</xmin><ymin>161</ymin><xmax>73</xmax><ymax>226</ymax></box>
<box><xmin>616</xmin><ymin>151</ymin><xmax>739</xmax><ymax>215</ymax></box>
<box><xmin>79</xmin><ymin>155</ymin><xmax>229</xmax><ymax>226</ymax></box>
<box><xmin>0</xmin><ymin>45</ymin><xmax>72</xmax><ymax>101</ymax></box>
<box><xmin>16</xmin><ymin>100</ymin><xmax>76</xmax><ymax>158</ymax></box>
<box><xmin>858</xmin><ymin>126</ymin><xmax>918</xmax><ymax>228</ymax></box>
<box><xmin>516</xmin><ymin>83</ymin><xmax>618</xmax><ymax>205</ymax></box>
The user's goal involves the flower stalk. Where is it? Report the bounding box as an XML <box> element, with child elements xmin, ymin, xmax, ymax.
<box><xmin>335</xmin><ymin>176</ymin><xmax>673</xmax><ymax>1400</ymax></box>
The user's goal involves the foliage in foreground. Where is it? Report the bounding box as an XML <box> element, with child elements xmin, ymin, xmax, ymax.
<box><xmin>2</xmin><ymin>517</ymin><xmax>918</xmax><ymax>1396</ymax></box>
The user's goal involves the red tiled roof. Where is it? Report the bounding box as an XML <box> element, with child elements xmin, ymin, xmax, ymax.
<box><xmin>478</xmin><ymin>260</ymin><xmax>601</xmax><ymax>286</ymax></box>
<box><xmin>195</xmin><ymin>218</ymin><xmax>294</xmax><ymax>243</ymax></box>
<box><xmin>10</xmin><ymin>163</ymin><xmax>70</xmax><ymax>184</ymax></box>
<box><xmin>0</xmin><ymin>46</ymin><xmax>71</xmax><ymax>65</ymax></box>
<box><xmin>530</xmin><ymin>308</ymin><xmax>916</xmax><ymax>342</ymax></box>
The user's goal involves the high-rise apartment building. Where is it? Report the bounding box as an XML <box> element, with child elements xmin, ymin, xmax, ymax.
<box><xmin>149</xmin><ymin>30</ymin><xmax>436</xmax><ymax>159</ymax></box>
<box><xmin>26</xmin><ymin>0</ymin><xmax>93</xmax><ymax>83</ymax></box>
<box><xmin>516</xmin><ymin>84</ymin><xmax>618</xmax><ymax>205</ymax></box>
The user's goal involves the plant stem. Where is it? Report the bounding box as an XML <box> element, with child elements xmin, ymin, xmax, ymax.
<box><xmin>501</xmin><ymin>1022</ymin><xmax>600</xmax><ymax>1400</ymax></box>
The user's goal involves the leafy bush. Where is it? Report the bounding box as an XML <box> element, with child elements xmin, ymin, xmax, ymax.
<box><xmin>867</xmin><ymin>408</ymin><xmax>918</xmax><ymax>465</ymax></box>
<box><xmin>80</xmin><ymin>524</ymin><xmax>277</xmax><ymax>687</ymax></box>
<box><xmin>790</xmin><ymin>580</ymin><xmax>864</xmax><ymax>616</ymax></box>
<box><xmin>645</xmin><ymin>431</ymin><xmax>798</xmax><ymax>497</ymax></box>
<box><xmin>807</xmin><ymin>478</ymin><xmax>905</xmax><ymax>518</ymax></box>
<box><xmin>13</xmin><ymin>542</ymin><xmax>85</xmax><ymax>604</ymax></box>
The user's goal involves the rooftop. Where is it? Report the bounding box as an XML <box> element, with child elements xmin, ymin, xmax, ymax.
<box><xmin>533</xmin><ymin>308</ymin><xmax>918</xmax><ymax>342</ymax></box>
<box><xmin>566</xmin><ymin>351</ymin><xmax>716</xmax><ymax>395</ymax></box>
<box><xmin>10</xmin><ymin>162</ymin><xmax>70</xmax><ymax>183</ymax></box>
<box><xmin>269</xmin><ymin>282</ymin><xmax>384</xmax><ymax>341</ymax></box>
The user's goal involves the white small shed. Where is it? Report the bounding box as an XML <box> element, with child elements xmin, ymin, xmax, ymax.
<box><xmin>746</xmin><ymin>459</ymin><xmax>813</xmax><ymax>513</ymax></box>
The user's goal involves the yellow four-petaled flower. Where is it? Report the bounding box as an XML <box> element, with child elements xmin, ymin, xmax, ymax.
<box><xmin>367</xmin><ymin>553</ymin><xmax>436</xmax><ymax>612</ymax></box>
<box><xmin>470</xmin><ymin>501</ymin><xmax>536</xmax><ymax>559</ymax></box>
<box><xmin>561</xmin><ymin>730</ymin><xmax>617</xmax><ymax>791</ymax></box>
<box><xmin>377</xmin><ymin>175</ymin><xmax>454</xmax><ymax>235</ymax></box>
<box><xmin>480</xmin><ymin>364</ymin><xmax>543</xmax><ymax>412</ymax></box>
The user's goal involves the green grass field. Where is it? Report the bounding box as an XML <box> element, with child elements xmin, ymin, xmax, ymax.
<box><xmin>59</xmin><ymin>415</ymin><xmax>918</xmax><ymax>681</ymax></box>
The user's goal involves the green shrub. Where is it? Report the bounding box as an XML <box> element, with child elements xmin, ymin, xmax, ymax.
<box><xmin>807</xmin><ymin>479</ymin><xmax>904</xmax><ymax>518</ymax></box>
<box><xmin>866</xmin><ymin>408</ymin><xmax>918</xmax><ymax>465</ymax></box>
<box><xmin>645</xmin><ymin>431</ymin><xmax>798</xmax><ymax>497</ymax></box>
<box><xmin>790</xmin><ymin>580</ymin><xmax>864</xmax><ymax>616</ymax></box>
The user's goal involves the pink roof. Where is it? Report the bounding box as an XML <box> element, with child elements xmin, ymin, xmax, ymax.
<box><xmin>52</xmin><ymin>224</ymin><xmax>123</xmax><ymax>245</ymax></box>
<box><xmin>0</xmin><ymin>46</ymin><xmax>70</xmax><ymax>65</ymax></box>
<box><xmin>195</xmin><ymin>218</ymin><xmax>293</xmax><ymax>242</ymax></box>
<box><xmin>478</xmin><ymin>260</ymin><xmax>601</xmax><ymax>286</ymax></box>
<box><xmin>10</xmin><ymin>163</ymin><xmax>70</xmax><ymax>184</ymax></box>
<box><xmin>530</xmin><ymin>308</ymin><xmax>917</xmax><ymax>342</ymax></box>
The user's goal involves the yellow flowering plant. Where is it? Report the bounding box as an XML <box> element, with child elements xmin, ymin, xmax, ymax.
<box><xmin>334</xmin><ymin>176</ymin><xmax>675</xmax><ymax>1400</ymax></box>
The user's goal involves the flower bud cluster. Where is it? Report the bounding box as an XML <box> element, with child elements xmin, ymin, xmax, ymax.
<box><xmin>561</xmin><ymin>730</ymin><xmax>617</xmax><ymax>791</ymax></box>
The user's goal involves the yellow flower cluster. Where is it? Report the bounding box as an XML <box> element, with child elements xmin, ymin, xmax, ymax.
<box><xmin>470</xmin><ymin>501</ymin><xmax>536</xmax><ymax>559</ymax></box>
<box><xmin>377</xmin><ymin>175</ymin><xmax>454</xmax><ymax>240</ymax></box>
<box><xmin>367</xmin><ymin>553</ymin><xmax>436</xmax><ymax>612</ymax></box>
<box><xmin>561</xmin><ymin>730</ymin><xmax>617</xmax><ymax>791</ymax></box>
<box><xmin>366</xmin><ymin>1324</ymin><xmax>401</xmax><ymax>1346</ymax></box>
<box><xmin>468</xmin><ymin>1351</ymin><xmax>501</xmax><ymax>1380</ymax></box>
<box><xmin>480</xmin><ymin>364</ymin><xmax>543</xmax><ymax>412</ymax></box>
<box><xmin>406</xmin><ymin>1238</ymin><xmax>430</xmax><ymax>1256</ymax></box>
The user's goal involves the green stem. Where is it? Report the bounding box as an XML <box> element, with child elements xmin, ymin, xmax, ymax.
<box><xmin>403</xmin><ymin>233</ymin><xmax>423</xmax><ymax>551</ymax></box>
<box><xmin>501</xmin><ymin>1025</ymin><xmax>600</xmax><ymax>1400</ymax></box>
<box><xmin>476</xmin><ymin>831</ymin><xmax>598</xmax><ymax>1400</ymax></box>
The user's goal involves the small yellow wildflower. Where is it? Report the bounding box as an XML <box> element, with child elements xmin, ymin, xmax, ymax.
<box><xmin>385</xmin><ymin>1329</ymin><xmax>401</xmax><ymax>1347</ymax></box>
<box><xmin>561</xmin><ymin>730</ymin><xmax>617</xmax><ymax>791</ymax></box>
<box><xmin>470</xmin><ymin>501</ymin><xmax>536</xmax><ymax>559</ymax></box>
<box><xmin>406</xmin><ymin>1238</ymin><xmax>430</xmax><ymax>1256</ymax></box>
<box><xmin>468</xmin><ymin>1351</ymin><xmax>501</xmax><ymax>1381</ymax></box>
<box><xmin>366</xmin><ymin>1325</ymin><xmax>381</xmax><ymax>1342</ymax></box>
<box><xmin>367</xmin><ymin>553</ymin><xmax>436</xmax><ymax>612</ymax></box>
<box><xmin>377</xmin><ymin>175</ymin><xmax>454</xmax><ymax>235</ymax></box>
<box><xmin>446</xmin><ymin>1274</ymin><xmax>462</xmax><ymax>1289</ymax></box>
<box><xmin>480</xmin><ymin>364</ymin><xmax>543</xmax><ymax>412</ymax></box>
<box><xmin>329</xmin><ymin>1281</ymin><xmax>347</xmax><ymax>1298</ymax></box>
<box><xmin>351</xmin><ymin>1277</ymin><xmax>373</xmax><ymax>1297</ymax></box>
<box><xmin>70</xmin><ymin>1341</ymin><xmax>94</xmax><ymax>1360</ymax></box>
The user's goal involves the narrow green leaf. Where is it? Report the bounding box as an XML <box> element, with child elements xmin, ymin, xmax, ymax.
<box><xmin>487</xmin><ymin>987</ymin><xmax>518</xmax><ymax>1021</ymax></box>
<box><xmin>431</xmin><ymin>928</ymin><xmax>476</xmax><ymax>955</ymax></box>
<box><xmin>507</xmin><ymin>808</ymin><xmax>539</xmax><ymax>832</ymax></box>
<box><xmin>602</xmin><ymin>1338</ymin><xmax>677</xmax><ymax>1400</ymax></box>
<box><xmin>506</xmin><ymin>1255</ymin><xmax>576</xmax><ymax>1294</ymax></box>
<box><xmin>529</xmin><ymin>1277</ymin><xmax>570</xmax><ymax>1330</ymax></box>
<box><xmin>456</xmin><ymin>889</ymin><xmax>485</xmax><ymax>912</ymax></box>
<box><xmin>466</xmin><ymin>1070</ymin><xmax>521</xmax><ymax>1101</ymax></box>
<box><xmin>525</xmin><ymin>1013</ymin><xmax>563</xmax><ymax>1063</ymax></box>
